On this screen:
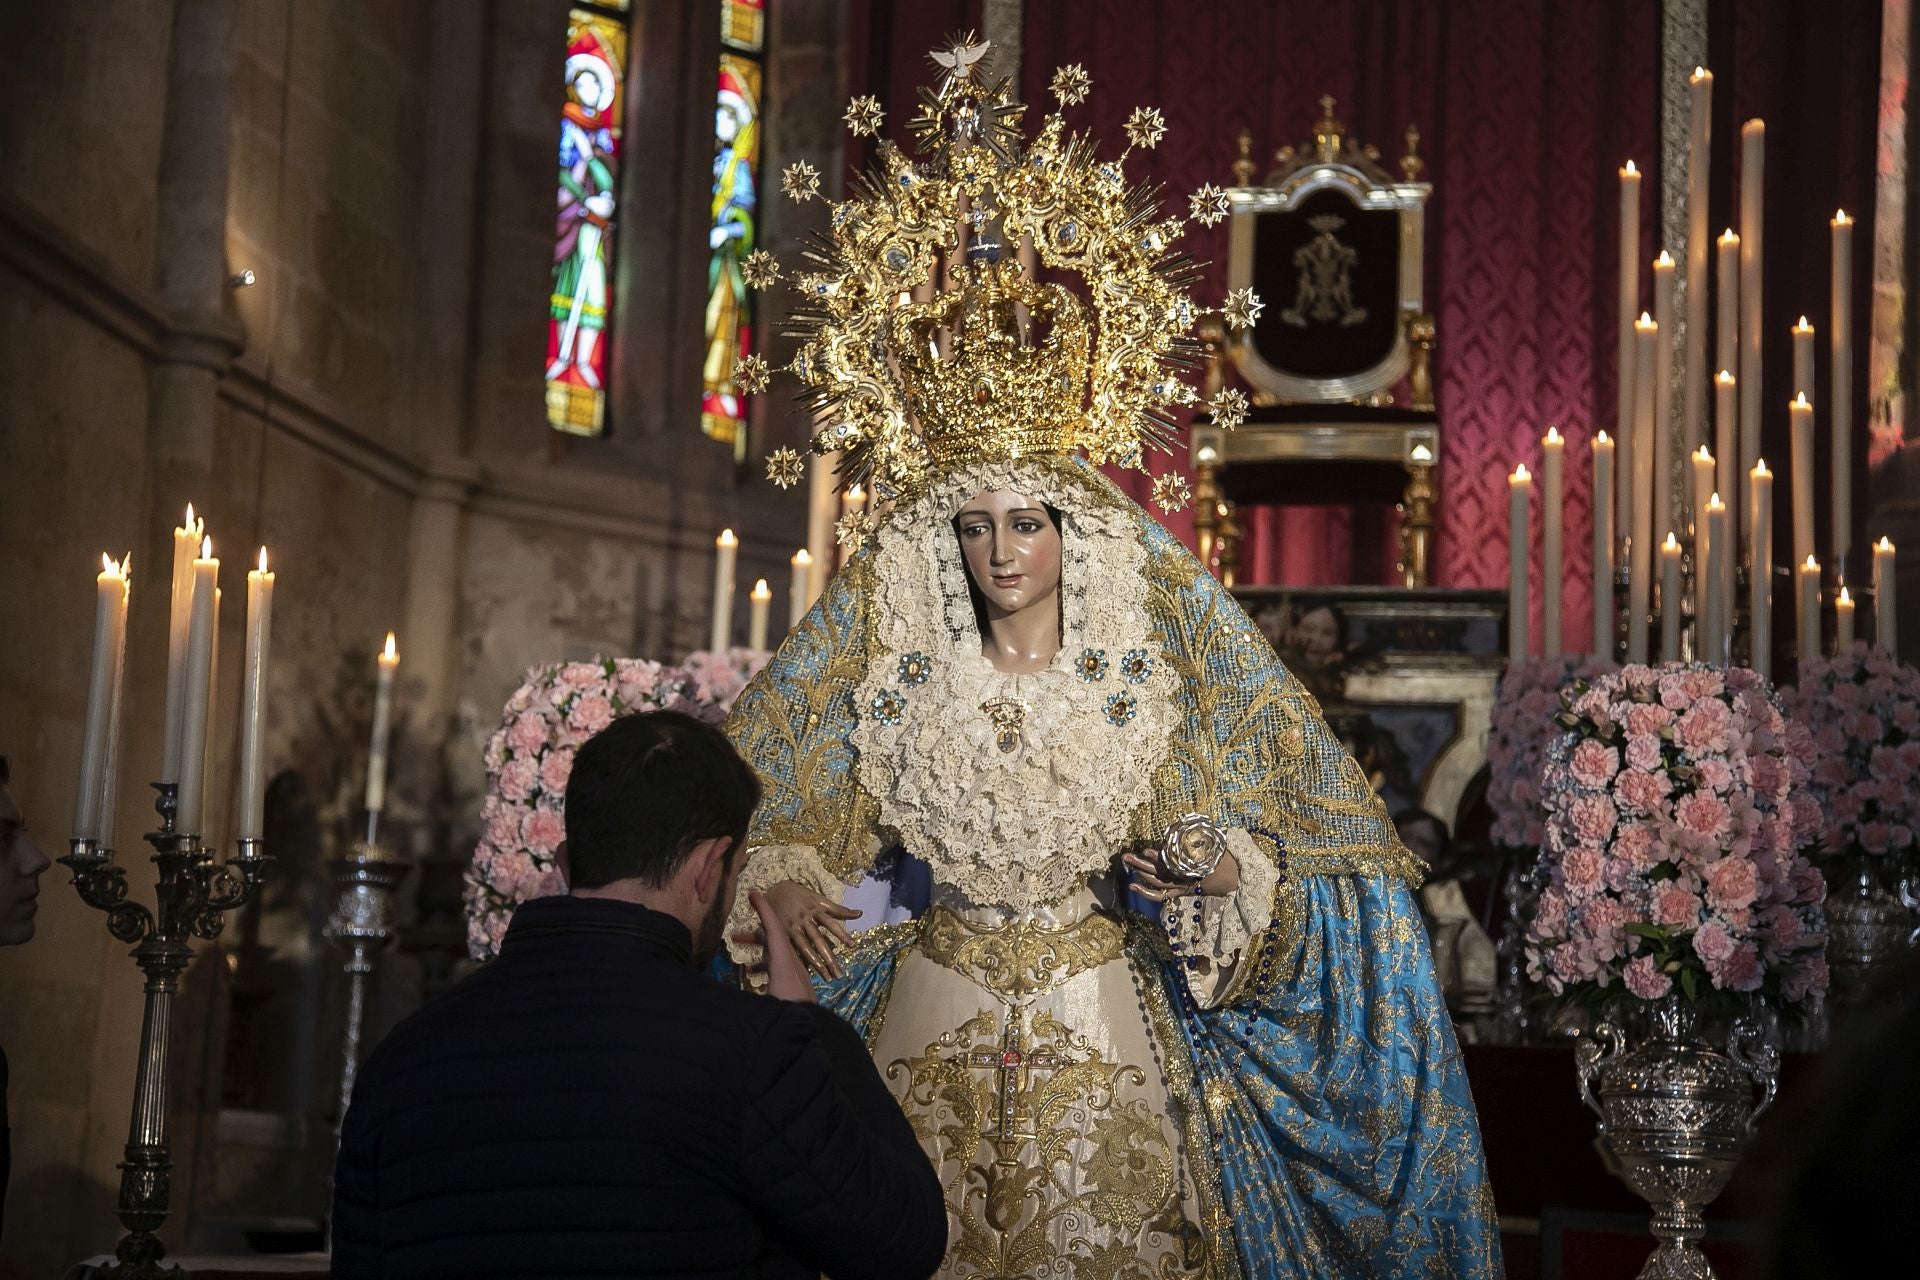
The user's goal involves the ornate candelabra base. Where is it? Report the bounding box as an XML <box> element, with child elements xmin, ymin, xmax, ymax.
<box><xmin>60</xmin><ymin>784</ymin><xmax>271</xmax><ymax>1280</ymax></box>
<box><xmin>325</xmin><ymin>840</ymin><xmax>410</xmax><ymax>1133</ymax></box>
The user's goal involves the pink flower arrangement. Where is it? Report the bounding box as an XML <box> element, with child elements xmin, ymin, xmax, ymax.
<box><xmin>1783</xmin><ymin>641</ymin><xmax>1920</xmax><ymax>864</ymax></box>
<box><xmin>1486</xmin><ymin>656</ymin><xmax>1620</xmax><ymax>848</ymax></box>
<box><xmin>463</xmin><ymin>649</ymin><xmax>769</xmax><ymax>959</ymax></box>
<box><xmin>1524</xmin><ymin>663</ymin><xmax>1828</xmax><ymax>1012</ymax></box>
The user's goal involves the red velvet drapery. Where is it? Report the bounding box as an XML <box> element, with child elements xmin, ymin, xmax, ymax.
<box><xmin>843</xmin><ymin>0</ymin><xmax>1882</xmax><ymax>650</ymax></box>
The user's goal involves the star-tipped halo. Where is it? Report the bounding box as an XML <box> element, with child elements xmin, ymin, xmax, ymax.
<box><xmin>844</xmin><ymin>94</ymin><xmax>885</xmax><ymax>137</ymax></box>
<box><xmin>1208</xmin><ymin>387</ymin><xmax>1249</xmax><ymax>431</ymax></box>
<box><xmin>1189</xmin><ymin>182</ymin><xmax>1230</xmax><ymax>228</ymax></box>
<box><xmin>1151</xmin><ymin>472</ymin><xmax>1193</xmax><ymax>514</ymax></box>
<box><xmin>1050</xmin><ymin>63</ymin><xmax>1091</xmax><ymax>107</ymax></box>
<box><xmin>741</xmin><ymin>249</ymin><xmax>781</xmax><ymax>289</ymax></box>
<box><xmin>835</xmin><ymin>510</ymin><xmax>875</xmax><ymax>551</ymax></box>
<box><xmin>1124</xmin><ymin>107</ymin><xmax>1168</xmax><ymax>150</ymax></box>
<box><xmin>781</xmin><ymin>160</ymin><xmax>821</xmax><ymax>203</ymax></box>
<box><xmin>733</xmin><ymin>354</ymin><xmax>771</xmax><ymax>394</ymax></box>
<box><xmin>765</xmin><ymin>446</ymin><xmax>805</xmax><ymax>489</ymax></box>
<box><xmin>1223</xmin><ymin>287</ymin><xmax>1265</xmax><ymax>330</ymax></box>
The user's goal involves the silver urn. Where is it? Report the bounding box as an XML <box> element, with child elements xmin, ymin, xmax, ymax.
<box><xmin>1574</xmin><ymin>1000</ymin><xmax>1778</xmax><ymax>1279</ymax></box>
<box><xmin>1823</xmin><ymin>859</ymin><xmax>1916</xmax><ymax>1007</ymax></box>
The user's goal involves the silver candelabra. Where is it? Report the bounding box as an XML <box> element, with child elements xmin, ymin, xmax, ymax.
<box><xmin>60</xmin><ymin>782</ymin><xmax>272</xmax><ymax>1279</ymax></box>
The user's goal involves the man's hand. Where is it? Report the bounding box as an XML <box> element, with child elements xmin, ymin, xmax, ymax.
<box><xmin>750</xmin><ymin>889</ymin><xmax>818</xmax><ymax>1003</ymax></box>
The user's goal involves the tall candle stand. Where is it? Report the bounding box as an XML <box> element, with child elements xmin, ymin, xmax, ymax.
<box><xmin>325</xmin><ymin>838</ymin><xmax>409</xmax><ymax>1137</ymax></box>
<box><xmin>59</xmin><ymin>783</ymin><xmax>272</xmax><ymax>1279</ymax></box>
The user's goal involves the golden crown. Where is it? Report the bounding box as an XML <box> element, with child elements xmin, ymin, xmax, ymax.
<box><xmin>741</xmin><ymin>36</ymin><xmax>1261</xmax><ymax>519</ymax></box>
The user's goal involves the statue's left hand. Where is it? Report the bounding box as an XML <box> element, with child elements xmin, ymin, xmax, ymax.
<box><xmin>1122</xmin><ymin>849</ymin><xmax>1240</xmax><ymax>901</ymax></box>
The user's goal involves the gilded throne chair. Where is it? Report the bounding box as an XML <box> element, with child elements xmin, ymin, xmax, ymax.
<box><xmin>1192</xmin><ymin>97</ymin><xmax>1438</xmax><ymax>587</ymax></box>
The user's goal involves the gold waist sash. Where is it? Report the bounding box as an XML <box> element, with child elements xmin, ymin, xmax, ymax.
<box><xmin>919</xmin><ymin>903</ymin><xmax>1127</xmax><ymax>1001</ymax></box>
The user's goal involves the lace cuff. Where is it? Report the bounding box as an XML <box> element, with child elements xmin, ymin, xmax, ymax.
<box><xmin>724</xmin><ymin>842</ymin><xmax>846</xmax><ymax>969</ymax></box>
<box><xmin>1162</xmin><ymin>828</ymin><xmax>1281</xmax><ymax>1009</ymax></box>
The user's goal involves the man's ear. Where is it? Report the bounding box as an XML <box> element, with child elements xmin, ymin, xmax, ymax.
<box><xmin>687</xmin><ymin>836</ymin><xmax>734</xmax><ymax>901</ymax></box>
<box><xmin>554</xmin><ymin>840</ymin><xmax>571</xmax><ymax>887</ymax></box>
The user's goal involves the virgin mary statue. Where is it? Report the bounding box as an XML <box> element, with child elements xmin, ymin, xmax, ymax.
<box><xmin>723</xmin><ymin>41</ymin><xmax>1499</xmax><ymax>1279</ymax></box>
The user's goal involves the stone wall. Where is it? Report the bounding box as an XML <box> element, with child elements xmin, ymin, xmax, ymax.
<box><xmin>0</xmin><ymin>0</ymin><xmax>847</xmax><ymax>1271</ymax></box>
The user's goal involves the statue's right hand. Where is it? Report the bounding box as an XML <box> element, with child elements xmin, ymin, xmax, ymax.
<box><xmin>764</xmin><ymin>879</ymin><xmax>862</xmax><ymax>981</ymax></box>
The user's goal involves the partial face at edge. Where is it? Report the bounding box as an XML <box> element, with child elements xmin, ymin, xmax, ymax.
<box><xmin>954</xmin><ymin>489</ymin><xmax>1063</xmax><ymax>619</ymax></box>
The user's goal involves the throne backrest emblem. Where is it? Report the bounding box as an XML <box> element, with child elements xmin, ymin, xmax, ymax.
<box><xmin>1225</xmin><ymin>97</ymin><xmax>1431</xmax><ymax>404</ymax></box>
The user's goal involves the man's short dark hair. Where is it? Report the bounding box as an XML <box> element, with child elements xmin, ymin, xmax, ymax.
<box><xmin>563</xmin><ymin>710</ymin><xmax>761</xmax><ymax>889</ymax></box>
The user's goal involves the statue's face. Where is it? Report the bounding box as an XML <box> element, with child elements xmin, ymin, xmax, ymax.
<box><xmin>954</xmin><ymin>488</ymin><xmax>1061</xmax><ymax>619</ymax></box>
<box><xmin>1295</xmin><ymin>606</ymin><xmax>1340</xmax><ymax>663</ymax></box>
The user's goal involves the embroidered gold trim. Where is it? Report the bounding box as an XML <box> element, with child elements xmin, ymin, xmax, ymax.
<box><xmin>921</xmin><ymin>905</ymin><xmax>1128</xmax><ymax>1001</ymax></box>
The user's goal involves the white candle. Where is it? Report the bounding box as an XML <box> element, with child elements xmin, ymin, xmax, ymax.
<box><xmin>1836</xmin><ymin>586</ymin><xmax>1856</xmax><ymax>650</ymax></box>
<box><xmin>1685</xmin><ymin>69</ymin><xmax>1713</xmax><ymax>460</ymax></box>
<box><xmin>1661</xmin><ymin>533</ymin><xmax>1683</xmax><ymax>662</ymax></box>
<box><xmin>1592</xmin><ymin>432</ymin><xmax>1615</xmax><ymax>657</ymax></box>
<box><xmin>1653</xmin><ymin>252</ymin><xmax>1677</xmax><ymax>537</ymax></box>
<box><xmin>1799</xmin><ymin>555</ymin><xmax>1822</xmax><ymax>663</ymax></box>
<box><xmin>174</xmin><ymin>538</ymin><xmax>218</xmax><ymax>834</ymax></box>
<box><xmin>161</xmin><ymin>504</ymin><xmax>202</xmax><ymax>783</ymax></box>
<box><xmin>1715</xmin><ymin>371</ymin><xmax>1739</xmax><ymax>556</ymax></box>
<box><xmin>1790</xmin><ymin>393</ymin><xmax>1815</xmax><ymax>574</ymax></box>
<box><xmin>96</xmin><ymin>552</ymin><xmax>131</xmax><ymax>853</ymax></box>
<box><xmin>710</xmin><ymin>529</ymin><xmax>738</xmax><ymax>652</ymax></box>
<box><xmin>1618</xmin><ymin>162</ymin><xmax>1643</xmax><ymax>547</ymax></box>
<box><xmin>1832</xmin><ymin>210</ymin><xmax>1855</xmax><ymax>567</ymax></box>
<box><xmin>73</xmin><ymin>554</ymin><xmax>130</xmax><ymax>841</ymax></box>
<box><xmin>365</xmin><ymin>633</ymin><xmax>398</xmax><ymax>817</ymax></box>
<box><xmin>1691</xmin><ymin>446</ymin><xmax>1716</xmax><ymax>637</ymax></box>
<box><xmin>201</xmin><ymin>584</ymin><xmax>221</xmax><ymax>836</ymax></box>
<box><xmin>1630</xmin><ymin>313</ymin><xmax>1658</xmax><ymax>663</ymax></box>
<box><xmin>1542</xmin><ymin>427</ymin><xmax>1564</xmax><ymax>658</ymax></box>
<box><xmin>788</xmin><ymin>549</ymin><xmax>812</xmax><ymax>630</ymax></box>
<box><xmin>1716</xmin><ymin>230</ymin><xmax>1741</xmax><ymax>394</ymax></box>
<box><xmin>805</xmin><ymin>454</ymin><xmax>835</xmax><ymax>605</ymax></box>
<box><xmin>238</xmin><ymin>547</ymin><xmax>275</xmax><ymax>841</ymax></box>
<box><xmin>1750</xmin><ymin>461</ymin><xmax>1774</xmax><ymax>678</ymax></box>
<box><xmin>748</xmin><ymin>578</ymin><xmax>772</xmax><ymax>651</ymax></box>
<box><xmin>1509</xmin><ymin>464</ymin><xmax>1531</xmax><ymax>659</ymax></box>
<box><xmin>1704</xmin><ymin>495</ymin><xmax>1729</xmax><ymax>665</ymax></box>
<box><xmin>1739</xmin><ymin>120</ymin><xmax>1765</xmax><ymax>484</ymax></box>
<box><xmin>1874</xmin><ymin>536</ymin><xmax>1898</xmax><ymax>653</ymax></box>
<box><xmin>1791</xmin><ymin>316</ymin><xmax>1816</xmax><ymax>399</ymax></box>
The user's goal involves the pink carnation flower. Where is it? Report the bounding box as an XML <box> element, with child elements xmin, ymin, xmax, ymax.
<box><xmin>1703</xmin><ymin>856</ymin><xmax>1760</xmax><ymax>912</ymax></box>
<box><xmin>1624</xmin><ymin>954</ymin><xmax>1673</xmax><ymax>1000</ymax></box>
<box><xmin>1570</xmin><ymin>739</ymin><xmax>1621</xmax><ymax>788</ymax></box>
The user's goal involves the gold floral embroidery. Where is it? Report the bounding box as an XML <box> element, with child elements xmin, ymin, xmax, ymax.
<box><xmin>921</xmin><ymin>906</ymin><xmax>1127</xmax><ymax>1000</ymax></box>
<box><xmin>886</xmin><ymin>1005</ymin><xmax>1210</xmax><ymax>1279</ymax></box>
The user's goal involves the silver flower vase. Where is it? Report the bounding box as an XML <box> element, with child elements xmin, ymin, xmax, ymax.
<box><xmin>1823</xmin><ymin>857</ymin><xmax>1915</xmax><ymax>1007</ymax></box>
<box><xmin>1575</xmin><ymin>1000</ymin><xmax>1779</xmax><ymax>1279</ymax></box>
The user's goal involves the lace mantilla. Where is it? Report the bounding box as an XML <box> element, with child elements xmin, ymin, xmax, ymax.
<box><xmin>850</xmin><ymin>459</ymin><xmax>1176</xmax><ymax>912</ymax></box>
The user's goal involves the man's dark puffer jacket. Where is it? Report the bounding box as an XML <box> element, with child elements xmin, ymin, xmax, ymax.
<box><xmin>332</xmin><ymin>894</ymin><xmax>947</xmax><ymax>1279</ymax></box>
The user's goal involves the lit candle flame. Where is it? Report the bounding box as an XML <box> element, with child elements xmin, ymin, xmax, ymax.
<box><xmin>1694</xmin><ymin>445</ymin><xmax>1714</xmax><ymax>462</ymax></box>
<box><xmin>1656</xmin><ymin>250</ymin><xmax>1674</xmax><ymax>267</ymax></box>
<box><xmin>1794</xmin><ymin>315</ymin><xmax>1813</xmax><ymax>331</ymax></box>
<box><xmin>1719</xmin><ymin>228</ymin><xmax>1739</xmax><ymax>244</ymax></box>
<box><xmin>1835</xmin><ymin>209</ymin><xmax>1851</xmax><ymax>224</ymax></box>
<box><xmin>1806</xmin><ymin>555</ymin><xmax>1820</xmax><ymax>570</ymax></box>
<box><xmin>1793</xmin><ymin>392</ymin><xmax>1811</xmax><ymax>409</ymax></box>
<box><xmin>717</xmin><ymin>528</ymin><xmax>737</xmax><ymax>547</ymax></box>
<box><xmin>1879</xmin><ymin>536</ymin><xmax>1896</xmax><ymax>552</ymax></box>
<box><xmin>793</xmin><ymin>548</ymin><xmax>812</xmax><ymax>565</ymax></box>
<box><xmin>1544</xmin><ymin>426</ymin><xmax>1563</xmax><ymax>445</ymax></box>
<box><xmin>1664</xmin><ymin>532</ymin><xmax>1681</xmax><ymax>550</ymax></box>
<box><xmin>102</xmin><ymin>552</ymin><xmax>114</xmax><ymax>573</ymax></box>
<box><xmin>185</xmin><ymin>502</ymin><xmax>196</xmax><ymax>529</ymax></box>
<box><xmin>1691</xmin><ymin>65</ymin><xmax>1710</xmax><ymax>80</ymax></box>
<box><xmin>751</xmin><ymin>578</ymin><xmax>772</xmax><ymax>599</ymax></box>
<box><xmin>383</xmin><ymin>632</ymin><xmax>398</xmax><ymax>662</ymax></box>
<box><xmin>258</xmin><ymin>546</ymin><xmax>269</xmax><ymax>573</ymax></box>
<box><xmin>1717</xmin><ymin>369</ymin><xmax>1736</xmax><ymax>385</ymax></box>
<box><xmin>201</xmin><ymin>535</ymin><xmax>213</xmax><ymax>558</ymax></box>
<box><xmin>1623</xmin><ymin>159</ymin><xmax>1638</xmax><ymax>176</ymax></box>
<box><xmin>1755</xmin><ymin>458</ymin><xmax>1772</xmax><ymax>476</ymax></box>
<box><xmin>1512</xmin><ymin>464</ymin><xmax>1531</xmax><ymax>482</ymax></box>
<box><xmin>1637</xmin><ymin>311</ymin><xmax>1656</xmax><ymax>328</ymax></box>
<box><xmin>1839</xmin><ymin>586</ymin><xmax>1854</xmax><ymax>604</ymax></box>
<box><xmin>1708</xmin><ymin>493</ymin><xmax>1726</xmax><ymax>510</ymax></box>
<box><xmin>1596</xmin><ymin>431</ymin><xmax>1611</xmax><ymax>444</ymax></box>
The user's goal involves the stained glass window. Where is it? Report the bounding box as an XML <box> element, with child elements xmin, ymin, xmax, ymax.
<box><xmin>546</xmin><ymin>2</ymin><xmax>630</xmax><ymax>436</ymax></box>
<box><xmin>702</xmin><ymin>0</ymin><xmax>767</xmax><ymax>458</ymax></box>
